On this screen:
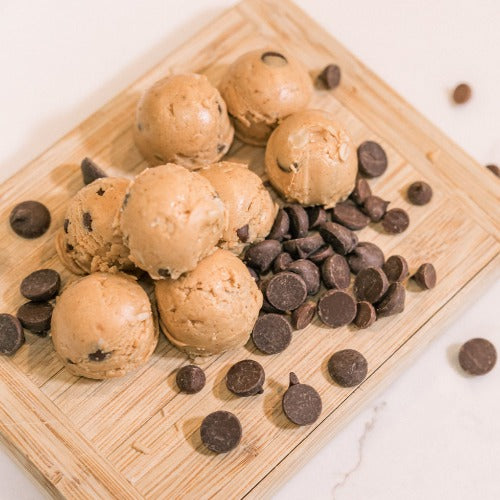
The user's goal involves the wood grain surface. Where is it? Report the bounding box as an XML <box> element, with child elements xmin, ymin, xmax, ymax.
<box><xmin>0</xmin><ymin>0</ymin><xmax>498</xmax><ymax>498</ymax></box>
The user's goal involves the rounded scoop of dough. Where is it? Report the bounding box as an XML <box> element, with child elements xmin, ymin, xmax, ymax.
<box><xmin>56</xmin><ymin>177</ymin><xmax>132</xmax><ymax>275</ymax></box>
<box><xmin>119</xmin><ymin>164</ymin><xmax>227</xmax><ymax>280</ymax></box>
<box><xmin>134</xmin><ymin>73</ymin><xmax>234</xmax><ymax>169</ymax></box>
<box><xmin>199</xmin><ymin>161</ymin><xmax>277</xmax><ymax>255</ymax></box>
<box><xmin>51</xmin><ymin>273</ymin><xmax>158</xmax><ymax>379</ymax></box>
<box><xmin>155</xmin><ymin>249</ymin><xmax>263</xmax><ymax>357</ymax></box>
<box><xmin>219</xmin><ymin>48</ymin><xmax>313</xmax><ymax>146</ymax></box>
<box><xmin>265</xmin><ymin>110</ymin><xmax>357</xmax><ymax>208</ymax></box>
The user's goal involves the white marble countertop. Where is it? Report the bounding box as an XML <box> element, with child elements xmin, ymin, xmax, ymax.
<box><xmin>0</xmin><ymin>1</ymin><xmax>498</xmax><ymax>498</ymax></box>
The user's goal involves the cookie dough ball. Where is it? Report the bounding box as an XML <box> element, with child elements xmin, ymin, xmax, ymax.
<box><xmin>51</xmin><ymin>273</ymin><xmax>158</xmax><ymax>379</ymax></box>
<box><xmin>56</xmin><ymin>177</ymin><xmax>132</xmax><ymax>275</ymax></box>
<box><xmin>120</xmin><ymin>164</ymin><xmax>227</xmax><ymax>280</ymax></box>
<box><xmin>155</xmin><ymin>249</ymin><xmax>262</xmax><ymax>356</ymax></box>
<box><xmin>265</xmin><ymin>110</ymin><xmax>357</xmax><ymax>208</ymax></box>
<box><xmin>199</xmin><ymin>161</ymin><xmax>277</xmax><ymax>255</ymax></box>
<box><xmin>219</xmin><ymin>48</ymin><xmax>313</xmax><ymax>146</ymax></box>
<box><xmin>134</xmin><ymin>74</ymin><xmax>234</xmax><ymax>169</ymax></box>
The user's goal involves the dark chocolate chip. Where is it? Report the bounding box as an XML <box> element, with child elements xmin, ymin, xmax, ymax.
<box><xmin>267</xmin><ymin>208</ymin><xmax>290</xmax><ymax>241</ymax></box>
<box><xmin>66</xmin><ymin>243</ymin><xmax>74</xmax><ymax>252</ymax></box>
<box><xmin>266</xmin><ymin>272</ymin><xmax>307</xmax><ymax>312</ymax></box>
<box><xmin>200</xmin><ymin>411</ymin><xmax>242</xmax><ymax>454</ymax></box>
<box><xmin>353</xmin><ymin>267</ymin><xmax>389</xmax><ymax>303</ymax></box>
<box><xmin>331</xmin><ymin>201</ymin><xmax>370</xmax><ymax>230</ymax></box>
<box><xmin>319</xmin><ymin>222</ymin><xmax>357</xmax><ymax>255</ymax></box>
<box><xmin>350</xmin><ymin>177</ymin><xmax>372</xmax><ymax>206</ymax></box>
<box><xmin>96</xmin><ymin>187</ymin><xmax>105</xmax><ymax>196</ymax></box>
<box><xmin>328</xmin><ymin>349</ymin><xmax>368</xmax><ymax>387</ymax></box>
<box><xmin>362</xmin><ymin>195</ymin><xmax>389</xmax><ymax>222</ymax></box>
<box><xmin>347</xmin><ymin>242</ymin><xmax>385</xmax><ymax>274</ymax></box>
<box><xmin>236</xmin><ymin>224</ymin><xmax>250</xmax><ymax>243</ymax></box>
<box><xmin>261</xmin><ymin>51</ymin><xmax>288</xmax><ymax>66</ymax></box>
<box><xmin>412</xmin><ymin>263</ymin><xmax>437</xmax><ymax>289</ymax></box>
<box><xmin>246</xmin><ymin>265</ymin><xmax>259</xmax><ymax>281</ymax></box>
<box><xmin>458</xmin><ymin>338</ymin><xmax>497</xmax><ymax>376</ymax></box>
<box><xmin>285</xmin><ymin>204</ymin><xmax>309</xmax><ymax>238</ymax></box>
<box><xmin>306</xmin><ymin>206</ymin><xmax>327</xmax><ymax>229</ymax></box>
<box><xmin>260</xmin><ymin>295</ymin><xmax>282</xmax><ymax>314</ymax></box>
<box><xmin>63</xmin><ymin>218</ymin><xmax>69</xmax><ymax>233</ymax></box>
<box><xmin>381</xmin><ymin>208</ymin><xmax>409</xmax><ymax>234</ymax></box>
<box><xmin>122</xmin><ymin>193</ymin><xmax>130</xmax><ymax>209</ymax></box>
<box><xmin>357</xmin><ymin>141</ymin><xmax>388</xmax><ymax>178</ymax></box>
<box><xmin>88</xmin><ymin>349</ymin><xmax>112</xmax><ymax>362</ymax></box>
<box><xmin>382</xmin><ymin>255</ymin><xmax>409</xmax><ymax>282</ymax></box>
<box><xmin>217</xmin><ymin>144</ymin><xmax>226</xmax><ymax>153</ymax></box>
<box><xmin>375</xmin><ymin>282</ymin><xmax>405</xmax><ymax>317</ymax></box>
<box><xmin>158</xmin><ymin>268</ymin><xmax>171</xmax><ymax>278</ymax></box>
<box><xmin>407</xmin><ymin>181</ymin><xmax>433</xmax><ymax>205</ymax></box>
<box><xmin>176</xmin><ymin>365</ymin><xmax>206</xmax><ymax>394</ymax></box>
<box><xmin>16</xmin><ymin>301</ymin><xmax>53</xmax><ymax>334</ymax></box>
<box><xmin>318</xmin><ymin>64</ymin><xmax>341</xmax><ymax>89</ymax></box>
<box><xmin>486</xmin><ymin>164</ymin><xmax>500</xmax><ymax>177</ymax></box>
<box><xmin>287</xmin><ymin>259</ymin><xmax>320</xmax><ymax>295</ymax></box>
<box><xmin>226</xmin><ymin>359</ymin><xmax>265</xmax><ymax>396</ymax></box>
<box><xmin>283</xmin><ymin>233</ymin><xmax>324</xmax><ymax>259</ymax></box>
<box><xmin>217</xmin><ymin>103</ymin><xmax>222</xmax><ymax>114</ymax></box>
<box><xmin>81</xmin><ymin>157</ymin><xmax>107</xmax><ymax>185</ymax></box>
<box><xmin>0</xmin><ymin>314</ymin><xmax>25</xmax><ymax>356</ymax></box>
<box><xmin>82</xmin><ymin>212</ymin><xmax>93</xmax><ymax>231</ymax></box>
<box><xmin>317</xmin><ymin>290</ymin><xmax>357</xmax><ymax>328</ymax></box>
<box><xmin>452</xmin><ymin>83</ymin><xmax>472</xmax><ymax>104</ymax></box>
<box><xmin>273</xmin><ymin>252</ymin><xmax>293</xmax><ymax>273</ymax></box>
<box><xmin>282</xmin><ymin>373</ymin><xmax>322</xmax><ymax>426</ymax></box>
<box><xmin>20</xmin><ymin>269</ymin><xmax>61</xmax><ymax>302</ymax></box>
<box><xmin>252</xmin><ymin>313</ymin><xmax>293</xmax><ymax>354</ymax></box>
<box><xmin>353</xmin><ymin>302</ymin><xmax>376</xmax><ymax>329</ymax></box>
<box><xmin>245</xmin><ymin>240</ymin><xmax>282</xmax><ymax>274</ymax></box>
<box><xmin>308</xmin><ymin>245</ymin><xmax>335</xmax><ymax>264</ymax></box>
<box><xmin>321</xmin><ymin>254</ymin><xmax>350</xmax><ymax>289</ymax></box>
<box><xmin>9</xmin><ymin>201</ymin><xmax>51</xmax><ymax>239</ymax></box>
<box><xmin>291</xmin><ymin>301</ymin><xmax>316</xmax><ymax>330</ymax></box>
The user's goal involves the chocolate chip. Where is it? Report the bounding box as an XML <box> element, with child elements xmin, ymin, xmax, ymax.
<box><xmin>283</xmin><ymin>233</ymin><xmax>324</xmax><ymax>259</ymax></box>
<box><xmin>122</xmin><ymin>192</ymin><xmax>130</xmax><ymax>209</ymax></box>
<box><xmin>252</xmin><ymin>313</ymin><xmax>292</xmax><ymax>354</ymax></box>
<box><xmin>357</xmin><ymin>141</ymin><xmax>388</xmax><ymax>178</ymax></box>
<box><xmin>266</xmin><ymin>272</ymin><xmax>307</xmax><ymax>311</ymax></box>
<box><xmin>486</xmin><ymin>164</ymin><xmax>500</xmax><ymax>177</ymax></box>
<box><xmin>63</xmin><ymin>218</ymin><xmax>69</xmax><ymax>233</ymax></box>
<box><xmin>81</xmin><ymin>157</ymin><xmax>107</xmax><ymax>185</ymax></box>
<box><xmin>328</xmin><ymin>349</ymin><xmax>368</xmax><ymax>387</ymax></box>
<box><xmin>16</xmin><ymin>301</ymin><xmax>53</xmax><ymax>335</ymax></box>
<box><xmin>353</xmin><ymin>267</ymin><xmax>389</xmax><ymax>303</ymax></box>
<box><xmin>317</xmin><ymin>290</ymin><xmax>356</xmax><ymax>328</ymax></box>
<box><xmin>291</xmin><ymin>301</ymin><xmax>316</xmax><ymax>330</ymax></box>
<box><xmin>452</xmin><ymin>83</ymin><xmax>472</xmax><ymax>104</ymax></box>
<box><xmin>226</xmin><ymin>359</ymin><xmax>265</xmax><ymax>396</ymax></box>
<box><xmin>96</xmin><ymin>188</ymin><xmax>105</xmax><ymax>196</ymax></box>
<box><xmin>261</xmin><ymin>51</ymin><xmax>288</xmax><ymax>67</ymax></box>
<box><xmin>267</xmin><ymin>208</ymin><xmax>290</xmax><ymax>241</ymax></box>
<box><xmin>318</xmin><ymin>64</ymin><xmax>341</xmax><ymax>89</ymax></box>
<box><xmin>412</xmin><ymin>263</ymin><xmax>437</xmax><ymax>289</ymax></box>
<box><xmin>381</xmin><ymin>208</ymin><xmax>409</xmax><ymax>234</ymax></box>
<box><xmin>9</xmin><ymin>201</ymin><xmax>51</xmax><ymax>239</ymax></box>
<box><xmin>273</xmin><ymin>252</ymin><xmax>293</xmax><ymax>273</ymax></box>
<box><xmin>382</xmin><ymin>255</ymin><xmax>409</xmax><ymax>282</ymax></box>
<box><xmin>347</xmin><ymin>242</ymin><xmax>385</xmax><ymax>274</ymax></box>
<box><xmin>353</xmin><ymin>301</ymin><xmax>376</xmax><ymax>329</ymax></box>
<box><xmin>88</xmin><ymin>349</ymin><xmax>112</xmax><ymax>362</ymax></box>
<box><xmin>246</xmin><ymin>266</ymin><xmax>259</xmax><ymax>281</ymax></box>
<box><xmin>287</xmin><ymin>259</ymin><xmax>320</xmax><ymax>295</ymax></box>
<box><xmin>176</xmin><ymin>365</ymin><xmax>206</xmax><ymax>394</ymax></box>
<box><xmin>200</xmin><ymin>411</ymin><xmax>242</xmax><ymax>454</ymax></box>
<box><xmin>331</xmin><ymin>201</ymin><xmax>370</xmax><ymax>230</ymax></box>
<box><xmin>217</xmin><ymin>144</ymin><xmax>226</xmax><ymax>154</ymax></box>
<box><xmin>458</xmin><ymin>338</ymin><xmax>497</xmax><ymax>376</ymax></box>
<box><xmin>321</xmin><ymin>254</ymin><xmax>350</xmax><ymax>289</ymax></box>
<box><xmin>66</xmin><ymin>243</ymin><xmax>74</xmax><ymax>252</ymax></box>
<box><xmin>0</xmin><ymin>314</ymin><xmax>25</xmax><ymax>356</ymax></box>
<box><xmin>282</xmin><ymin>373</ymin><xmax>322</xmax><ymax>426</ymax></box>
<box><xmin>350</xmin><ymin>177</ymin><xmax>372</xmax><ymax>205</ymax></box>
<box><xmin>236</xmin><ymin>224</ymin><xmax>250</xmax><ymax>243</ymax></box>
<box><xmin>82</xmin><ymin>212</ymin><xmax>93</xmax><ymax>231</ymax></box>
<box><xmin>308</xmin><ymin>245</ymin><xmax>335</xmax><ymax>265</ymax></box>
<box><xmin>158</xmin><ymin>268</ymin><xmax>171</xmax><ymax>278</ymax></box>
<box><xmin>285</xmin><ymin>205</ymin><xmax>309</xmax><ymax>238</ymax></box>
<box><xmin>260</xmin><ymin>295</ymin><xmax>282</xmax><ymax>314</ymax></box>
<box><xmin>375</xmin><ymin>282</ymin><xmax>405</xmax><ymax>317</ymax></box>
<box><xmin>20</xmin><ymin>269</ymin><xmax>61</xmax><ymax>302</ymax></box>
<box><xmin>319</xmin><ymin>222</ymin><xmax>357</xmax><ymax>255</ymax></box>
<box><xmin>407</xmin><ymin>181</ymin><xmax>433</xmax><ymax>205</ymax></box>
<box><xmin>362</xmin><ymin>195</ymin><xmax>389</xmax><ymax>222</ymax></box>
<box><xmin>306</xmin><ymin>206</ymin><xmax>327</xmax><ymax>229</ymax></box>
<box><xmin>246</xmin><ymin>240</ymin><xmax>282</xmax><ymax>274</ymax></box>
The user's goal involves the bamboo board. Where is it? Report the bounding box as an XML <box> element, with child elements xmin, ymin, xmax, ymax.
<box><xmin>0</xmin><ymin>0</ymin><xmax>499</xmax><ymax>498</ymax></box>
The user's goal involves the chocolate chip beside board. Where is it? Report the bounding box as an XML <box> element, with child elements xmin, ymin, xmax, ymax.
<box><xmin>9</xmin><ymin>201</ymin><xmax>51</xmax><ymax>239</ymax></box>
<box><xmin>353</xmin><ymin>301</ymin><xmax>376</xmax><ymax>329</ymax></box>
<box><xmin>252</xmin><ymin>313</ymin><xmax>293</xmax><ymax>354</ymax></box>
<box><xmin>318</xmin><ymin>64</ymin><xmax>341</xmax><ymax>89</ymax></box>
<box><xmin>375</xmin><ymin>282</ymin><xmax>405</xmax><ymax>317</ymax></box>
<box><xmin>328</xmin><ymin>349</ymin><xmax>368</xmax><ymax>387</ymax></box>
<box><xmin>382</xmin><ymin>255</ymin><xmax>409</xmax><ymax>282</ymax></box>
<box><xmin>245</xmin><ymin>240</ymin><xmax>282</xmax><ymax>274</ymax></box>
<box><xmin>407</xmin><ymin>181</ymin><xmax>433</xmax><ymax>205</ymax></box>
<box><xmin>267</xmin><ymin>208</ymin><xmax>290</xmax><ymax>241</ymax></box>
<box><xmin>319</xmin><ymin>222</ymin><xmax>357</xmax><ymax>255</ymax></box>
<box><xmin>16</xmin><ymin>301</ymin><xmax>53</xmax><ymax>335</ymax></box>
<box><xmin>200</xmin><ymin>411</ymin><xmax>242</xmax><ymax>454</ymax></box>
<box><xmin>291</xmin><ymin>301</ymin><xmax>317</xmax><ymax>330</ymax></box>
<box><xmin>0</xmin><ymin>314</ymin><xmax>25</xmax><ymax>355</ymax></box>
<box><xmin>347</xmin><ymin>242</ymin><xmax>385</xmax><ymax>274</ymax></box>
<box><xmin>362</xmin><ymin>195</ymin><xmax>389</xmax><ymax>222</ymax></box>
<box><xmin>287</xmin><ymin>259</ymin><xmax>320</xmax><ymax>295</ymax></box>
<box><xmin>226</xmin><ymin>359</ymin><xmax>265</xmax><ymax>396</ymax></box>
<box><xmin>331</xmin><ymin>202</ymin><xmax>370</xmax><ymax>230</ymax></box>
<box><xmin>486</xmin><ymin>164</ymin><xmax>500</xmax><ymax>177</ymax></box>
<box><xmin>321</xmin><ymin>254</ymin><xmax>350</xmax><ymax>289</ymax></box>
<box><xmin>353</xmin><ymin>267</ymin><xmax>389</xmax><ymax>303</ymax></box>
<box><xmin>317</xmin><ymin>290</ymin><xmax>357</xmax><ymax>328</ymax></box>
<box><xmin>282</xmin><ymin>372</ymin><xmax>322</xmax><ymax>426</ymax></box>
<box><xmin>381</xmin><ymin>208</ymin><xmax>409</xmax><ymax>234</ymax></box>
<box><xmin>266</xmin><ymin>272</ymin><xmax>307</xmax><ymax>311</ymax></box>
<box><xmin>176</xmin><ymin>365</ymin><xmax>206</xmax><ymax>394</ymax></box>
<box><xmin>285</xmin><ymin>204</ymin><xmax>309</xmax><ymax>238</ymax></box>
<box><xmin>412</xmin><ymin>263</ymin><xmax>437</xmax><ymax>289</ymax></box>
<box><xmin>350</xmin><ymin>177</ymin><xmax>372</xmax><ymax>206</ymax></box>
<box><xmin>452</xmin><ymin>83</ymin><xmax>471</xmax><ymax>104</ymax></box>
<box><xmin>20</xmin><ymin>269</ymin><xmax>61</xmax><ymax>302</ymax></box>
<box><xmin>458</xmin><ymin>338</ymin><xmax>497</xmax><ymax>376</ymax></box>
<box><xmin>81</xmin><ymin>157</ymin><xmax>107</xmax><ymax>185</ymax></box>
<box><xmin>357</xmin><ymin>141</ymin><xmax>388</xmax><ymax>178</ymax></box>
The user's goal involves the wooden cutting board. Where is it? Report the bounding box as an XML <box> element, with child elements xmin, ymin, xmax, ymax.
<box><xmin>0</xmin><ymin>0</ymin><xmax>498</xmax><ymax>498</ymax></box>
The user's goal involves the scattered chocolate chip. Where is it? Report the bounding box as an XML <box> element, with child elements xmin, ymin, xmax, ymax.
<box><xmin>63</xmin><ymin>219</ymin><xmax>69</xmax><ymax>233</ymax></box>
<box><xmin>261</xmin><ymin>51</ymin><xmax>288</xmax><ymax>66</ymax></box>
<box><xmin>267</xmin><ymin>208</ymin><xmax>290</xmax><ymax>241</ymax></box>
<box><xmin>353</xmin><ymin>267</ymin><xmax>389</xmax><ymax>303</ymax></box>
<box><xmin>81</xmin><ymin>157</ymin><xmax>107</xmax><ymax>185</ymax></box>
<box><xmin>285</xmin><ymin>205</ymin><xmax>309</xmax><ymax>238</ymax></box>
<box><xmin>357</xmin><ymin>141</ymin><xmax>388</xmax><ymax>178</ymax></box>
<box><xmin>96</xmin><ymin>188</ymin><xmax>105</xmax><ymax>196</ymax></box>
<box><xmin>308</xmin><ymin>245</ymin><xmax>335</xmax><ymax>264</ymax></box>
<box><xmin>317</xmin><ymin>290</ymin><xmax>356</xmax><ymax>328</ymax></box>
<box><xmin>458</xmin><ymin>338</ymin><xmax>497</xmax><ymax>376</ymax></box>
<box><xmin>176</xmin><ymin>365</ymin><xmax>206</xmax><ymax>394</ymax></box>
<box><xmin>381</xmin><ymin>208</ymin><xmax>409</xmax><ymax>234</ymax></box>
<box><xmin>319</xmin><ymin>222</ymin><xmax>357</xmax><ymax>255</ymax></box>
<box><xmin>247</xmin><ymin>265</ymin><xmax>259</xmax><ymax>281</ymax></box>
<box><xmin>82</xmin><ymin>212</ymin><xmax>93</xmax><ymax>232</ymax></box>
<box><xmin>217</xmin><ymin>144</ymin><xmax>226</xmax><ymax>153</ymax></box>
<box><xmin>282</xmin><ymin>373</ymin><xmax>322</xmax><ymax>426</ymax></box>
<box><xmin>283</xmin><ymin>233</ymin><xmax>324</xmax><ymax>259</ymax></box>
<box><xmin>486</xmin><ymin>164</ymin><xmax>500</xmax><ymax>177</ymax></box>
<box><xmin>273</xmin><ymin>252</ymin><xmax>293</xmax><ymax>273</ymax></box>
<box><xmin>0</xmin><ymin>314</ymin><xmax>25</xmax><ymax>356</ymax></box>
<box><xmin>382</xmin><ymin>255</ymin><xmax>409</xmax><ymax>282</ymax></box>
<box><xmin>20</xmin><ymin>269</ymin><xmax>61</xmax><ymax>302</ymax></box>
<box><xmin>158</xmin><ymin>268</ymin><xmax>171</xmax><ymax>278</ymax></box>
<box><xmin>252</xmin><ymin>314</ymin><xmax>292</xmax><ymax>354</ymax></box>
<box><xmin>328</xmin><ymin>349</ymin><xmax>368</xmax><ymax>387</ymax></box>
<box><xmin>331</xmin><ymin>201</ymin><xmax>370</xmax><ymax>230</ymax></box>
<box><xmin>452</xmin><ymin>83</ymin><xmax>472</xmax><ymax>104</ymax></box>
<box><xmin>291</xmin><ymin>301</ymin><xmax>316</xmax><ymax>330</ymax></box>
<box><xmin>321</xmin><ymin>254</ymin><xmax>350</xmax><ymax>289</ymax></box>
<box><xmin>16</xmin><ymin>301</ymin><xmax>53</xmax><ymax>335</ymax></box>
<box><xmin>236</xmin><ymin>224</ymin><xmax>249</xmax><ymax>243</ymax></box>
<box><xmin>350</xmin><ymin>177</ymin><xmax>372</xmax><ymax>206</ymax></box>
<box><xmin>362</xmin><ymin>195</ymin><xmax>389</xmax><ymax>222</ymax></box>
<box><xmin>347</xmin><ymin>242</ymin><xmax>385</xmax><ymax>274</ymax></box>
<box><xmin>9</xmin><ymin>201</ymin><xmax>51</xmax><ymax>239</ymax></box>
<box><xmin>287</xmin><ymin>259</ymin><xmax>320</xmax><ymax>295</ymax></box>
<box><xmin>245</xmin><ymin>240</ymin><xmax>282</xmax><ymax>274</ymax></box>
<box><xmin>353</xmin><ymin>301</ymin><xmax>376</xmax><ymax>329</ymax></box>
<box><xmin>226</xmin><ymin>359</ymin><xmax>265</xmax><ymax>396</ymax></box>
<box><xmin>266</xmin><ymin>272</ymin><xmax>307</xmax><ymax>311</ymax></box>
<box><xmin>306</xmin><ymin>206</ymin><xmax>327</xmax><ymax>229</ymax></box>
<box><xmin>88</xmin><ymin>349</ymin><xmax>111</xmax><ymax>362</ymax></box>
<box><xmin>318</xmin><ymin>64</ymin><xmax>341</xmax><ymax>89</ymax></box>
<box><xmin>375</xmin><ymin>282</ymin><xmax>405</xmax><ymax>317</ymax></box>
<box><xmin>200</xmin><ymin>411</ymin><xmax>242</xmax><ymax>454</ymax></box>
<box><xmin>412</xmin><ymin>263</ymin><xmax>437</xmax><ymax>289</ymax></box>
<box><xmin>407</xmin><ymin>181</ymin><xmax>433</xmax><ymax>205</ymax></box>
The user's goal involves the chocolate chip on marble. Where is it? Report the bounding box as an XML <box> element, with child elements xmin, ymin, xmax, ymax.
<box><xmin>362</xmin><ymin>195</ymin><xmax>389</xmax><ymax>222</ymax></box>
<box><xmin>331</xmin><ymin>201</ymin><xmax>370</xmax><ymax>230</ymax></box>
<box><xmin>318</xmin><ymin>64</ymin><xmax>341</xmax><ymax>89</ymax></box>
<box><xmin>88</xmin><ymin>349</ymin><xmax>112</xmax><ymax>362</ymax></box>
<box><xmin>381</xmin><ymin>208</ymin><xmax>409</xmax><ymax>234</ymax></box>
<box><xmin>266</xmin><ymin>272</ymin><xmax>307</xmax><ymax>311</ymax></box>
<box><xmin>273</xmin><ymin>252</ymin><xmax>293</xmax><ymax>273</ymax></box>
<box><xmin>308</xmin><ymin>245</ymin><xmax>335</xmax><ymax>265</ymax></box>
<box><xmin>328</xmin><ymin>349</ymin><xmax>368</xmax><ymax>387</ymax></box>
<box><xmin>357</xmin><ymin>141</ymin><xmax>388</xmax><ymax>178</ymax></box>
<box><xmin>291</xmin><ymin>301</ymin><xmax>316</xmax><ymax>330</ymax></box>
<box><xmin>287</xmin><ymin>259</ymin><xmax>321</xmax><ymax>295</ymax></box>
<box><xmin>176</xmin><ymin>365</ymin><xmax>206</xmax><ymax>394</ymax></box>
<box><xmin>81</xmin><ymin>157</ymin><xmax>107</xmax><ymax>185</ymax></box>
<box><xmin>245</xmin><ymin>240</ymin><xmax>282</xmax><ymax>274</ymax></box>
<box><xmin>0</xmin><ymin>314</ymin><xmax>25</xmax><ymax>356</ymax></box>
<box><xmin>267</xmin><ymin>208</ymin><xmax>290</xmax><ymax>241</ymax></box>
<box><xmin>226</xmin><ymin>359</ymin><xmax>265</xmax><ymax>396</ymax></box>
<box><xmin>353</xmin><ymin>267</ymin><xmax>389</xmax><ymax>303</ymax></box>
<box><xmin>200</xmin><ymin>411</ymin><xmax>242</xmax><ymax>454</ymax></box>
<box><xmin>353</xmin><ymin>301</ymin><xmax>376</xmax><ymax>329</ymax></box>
<box><xmin>82</xmin><ymin>212</ymin><xmax>93</xmax><ymax>232</ymax></box>
<box><xmin>9</xmin><ymin>201</ymin><xmax>51</xmax><ymax>239</ymax></box>
<box><xmin>285</xmin><ymin>204</ymin><xmax>309</xmax><ymax>238</ymax></box>
<box><xmin>375</xmin><ymin>282</ymin><xmax>406</xmax><ymax>317</ymax></box>
<box><xmin>407</xmin><ymin>181</ymin><xmax>433</xmax><ymax>205</ymax></box>
<box><xmin>382</xmin><ymin>255</ymin><xmax>409</xmax><ymax>282</ymax></box>
<box><xmin>306</xmin><ymin>206</ymin><xmax>327</xmax><ymax>229</ymax></box>
<box><xmin>236</xmin><ymin>224</ymin><xmax>250</xmax><ymax>243</ymax></box>
<box><xmin>252</xmin><ymin>313</ymin><xmax>293</xmax><ymax>354</ymax></box>
<box><xmin>458</xmin><ymin>338</ymin><xmax>497</xmax><ymax>376</ymax></box>
<box><xmin>16</xmin><ymin>301</ymin><xmax>53</xmax><ymax>335</ymax></box>
<box><xmin>319</xmin><ymin>222</ymin><xmax>357</xmax><ymax>255</ymax></box>
<box><xmin>347</xmin><ymin>242</ymin><xmax>385</xmax><ymax>274</ymax></box>
<box><xmin>350</xmin><ymin>177</ymin><xmax>372</xmax><ymax>206</ymax></box>
<box><xmin>412</xmin><ymin>263</ymin><xmax>437</xmax><ymax>289</ymax></box>
<box><xmin>317</xmin><ymin>290</ymin><xmax>357</xmax><ymax>328</ymax></box>
<box><xmin>321</xmin><ymin>254</ymin><xmax>350</xmax><ymax>289</ymax></box>
<box><xmin>20</xmin><ymin>269</ymin><xmax>61</xmax><ymax>302</ymax></box>
<box><xmin>282</xmin><ymin>373</ymin><xmax>322</xmax><ymax>426</ymax></box>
